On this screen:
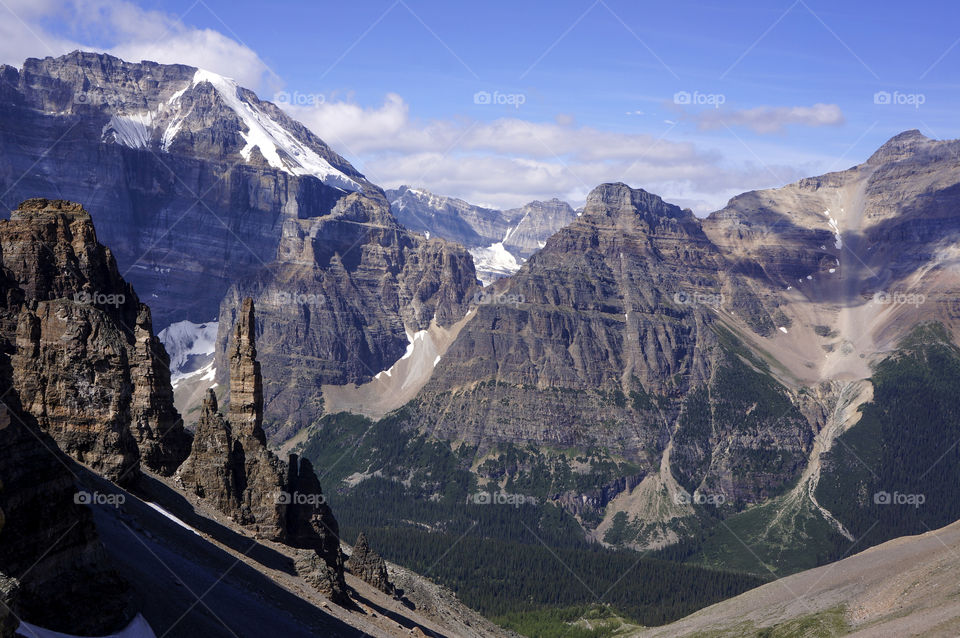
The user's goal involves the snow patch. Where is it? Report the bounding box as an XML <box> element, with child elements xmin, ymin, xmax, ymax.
<box><xmin>469</xmin><ymin>242</ymin><xmax>522</xmax><ymax>285</ymax></box>
<box><xmin>192</xmin><ymin>69</ymin><xmax>362</xmax><ymax>192</ymax></box>
<box><xmin>821</xmin><ymin>209</ymin><xmax>842</xmax><ymax>249</ymax></box>
<box><xmin>146</xmin><ymin>502</ymin><xmax>201</xmax><ymax>536</ymax></box>
<box><xmin>102</xmin><ymin>113</ymin><xmax>153</xmax><ymax>148</ymax></box>
<box><xmin>370</xmin><ymin>326</ymin><xmax>443</xmax><ymax>391</ymax></box>
<box><xmin>159</xmin><ymin>320</ymin><xmax>218</xmax><ymax>383</ymax></box>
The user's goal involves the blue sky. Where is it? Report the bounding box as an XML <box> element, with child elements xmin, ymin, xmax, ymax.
<box><xmin>4</xmin><ymin>0</ymin><xmax>958</xmax><ymax>211</ymax></box>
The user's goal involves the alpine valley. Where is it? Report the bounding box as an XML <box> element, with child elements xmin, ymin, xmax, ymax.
<box><xmin>0</xmin><ymin>49</ymin><xmax>959</xmax><ymax>638</ymax></box>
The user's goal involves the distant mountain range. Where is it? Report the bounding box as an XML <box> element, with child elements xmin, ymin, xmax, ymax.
<box><xmin>387</xmin><ymin>186</ymin><xmax>578</xmax><ymax>284</ymax></box>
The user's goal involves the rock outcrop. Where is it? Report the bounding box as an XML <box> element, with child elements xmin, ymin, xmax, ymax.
<box><xmin>227</xmin><ymin>299</ymin><xmax>265</xmax><ymax>446</ymax></box>
<box><xmin>0</xmin><ymin>573</ymin><xmax>17</xmax><ymax>638</ymax></box>
<box><xmin>0</xmin><ymin>360</ymin><xmax>133</xmax><ymax>634</ymax></box>
<box><xmin>178</xmin><ymin>298</ymin><xmax>347</xmax><ymax>600</ymax></box>
<box><xmin>173</xmin><ymin>390</ymin><xmax>238</xmax><ymax>513</ymax></box>
<box><xmin>214</xmin><ymin>192</ymin><xmax>478</xmax><ymax>437</ymax></box>
<box><xmin>346</xmin><ymin>533</ymin><xmax>393</xmax><ymax>595</ymax></box>
<box><xmin>1</xmin><ymin>199</ymin><xmax>191</xmax><ymax>483</ymax></box>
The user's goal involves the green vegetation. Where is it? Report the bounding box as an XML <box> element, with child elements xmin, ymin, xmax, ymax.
<box><xmin>690</xmin><ymin>491</ymin><xmax>846</xmax><ymax>576</ymax></box>
<box><xmin>816</xmin><ymin>322</ymin><xmax>960</xmax><ymax>555</ymax></box>
<box><xmin>355</xmin><ymin>523</ymin><xmax>765</xmax><ymax>626</ymax></box>
<box><xmin>671</xmin><ymin>338</ymin><xmax>808</xmax><ymax>499</ymax></box>
<box><xmin>299</xmin><ymin>408</ymin><xmax>765</xmax><ymax>628</ymax></box>
<box><xmin>494</xmin><ymin>605</ymin><xmax>636</xmax><ymax>638</ymax></box>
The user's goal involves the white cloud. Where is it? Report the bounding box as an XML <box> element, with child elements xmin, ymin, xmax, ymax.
<box><xmin>692</xmin><ymin>103</ymin><xmax>845</xmax><ymax>135</ymax></box>
<box><xmin>285</xmin><ymin>93</ymin><xmax>815</xmax><ymax>213</ymax></box>
<box><xmin>0</xmin><ymin>1</ymin><xmax>831</xmax><ymax>214</ymax></box>
<box><xmin>0</xmin><ymin>0</ymin><xmax>272</xmax><ymax>89</ymax></box>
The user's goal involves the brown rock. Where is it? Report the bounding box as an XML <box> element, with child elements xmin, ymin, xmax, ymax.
<box><xmin>2</xmin><ymin>199</ymin><xmax>191</xmax><ymax>483</ymax></box>
<box><xmin>346</xmin><ymin>532</ymin><xmax>393</xmax><ymax>595</ymax></box>
<box><xmin>174</xmin><ymin>391</ymin><xmax>239</xmax><ymax>514</ymax></box>
<box><xmin>178</xmin><ymin>299</ymin><xmax>348</xmax><ymax>601</ymax></box>
<box><xmin>228</xmin><ymin>298</ymin><xmax>265</xmax><ymax>448</ymax></box>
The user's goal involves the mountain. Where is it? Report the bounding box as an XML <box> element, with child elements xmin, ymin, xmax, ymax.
<box><xmin>299</xmin><ymin>131</ymin><xmax>960</xmax><ymax>587</ymax></box>
<box><xmin>0</xmin><ymin>199</ymin><xmax>512</xmax><ymax>637</ymax></box>
<box><xmin>0</xmin><ymin>51</ymin><xmax>375</xmax><ymax>327</ymax></box>
<box><xmin>212</xmin><ymin>190</ymin><xmax>478</xmax><ymax>437</ymax></box>
<box><xmin>386</xmin><ymin>186</ymin><xmax>577</xmax><ymax>284</ymax></box>
<box><xmin>0</xmin><ymin>51</ymin><xmax>482</xmax><ymax>434</ymax></box>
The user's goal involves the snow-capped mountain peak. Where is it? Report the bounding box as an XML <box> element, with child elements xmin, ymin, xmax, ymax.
<box><xmin>190</xmin><ymin>69</ymin><xmax>362</xmax><ymax>192</ymax></box>
<box><xmin>98</xmin><ymin>62</ymin><xmax>363</xmax><ymax>193</ymax></box>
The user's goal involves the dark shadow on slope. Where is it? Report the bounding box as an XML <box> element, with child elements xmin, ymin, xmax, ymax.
<box><xmin>77</xmin><ymin>467</ymin><xmax>364</xmax><ymax>638</ymax></box>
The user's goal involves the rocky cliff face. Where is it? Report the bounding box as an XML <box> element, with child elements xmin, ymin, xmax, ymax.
<box><xmin>2</xmin><ymin>199</ymin><xmax>190</xmax><ymax>483</ymax></box>
<box><xmin>0</xmin><ymin>51</ymin><xmax>373</xmax><ymax>326</ymax></box>
<box><xmin>214</xmin><ymin>193</ymin><xmax>478</xmax><ymax>436</ymax></box>
<box><xmin>395</xmin><ymin>182</ymin><xmax>809</xmax><ymax>528</ymax></box>
<box><xmin>0</xmin><ymin>205</ymin><xmax>139</xmax><ymax>632</ymax></box>
<box><xmin>178</xmin><ymin>299</ymin><xmax>346</xmax><ymax>600</ymax></box>
<box><xmin>501</xmin><ymin>198</ymin><xmax>578</xmax><ymax>260</ymax></box>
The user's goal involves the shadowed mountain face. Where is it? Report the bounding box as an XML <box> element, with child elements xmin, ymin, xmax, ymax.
<box><xmin>213</xmin><ymin>191</ymin><xmax>478</xmax><ymax>436</ymax></box>
<box><xmin>0</xmin><ymin>51</ymin><xmax>374</xmax><ymax>326</ymax></box>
